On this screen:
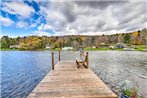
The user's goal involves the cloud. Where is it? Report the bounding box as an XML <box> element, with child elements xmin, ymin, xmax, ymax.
<box><xmin>33</xmin><ymin>30</ymin><xmax>51</xmax><ymax>36</ymax></box>
<box><xmin>1</xmin><ymin>0</ymin><xmax>146</xmax><ymax>36</ymax></box>
<box><xmin>16</xmin><ymin>21</ymin><xmax>29</xmax><ymax>29</ymax></box>
<box><xmin>0</xmin><ymin>16</ymin><xmax>14</xmax><ymax>26</ymax></box>
<box><xmin>74</xmin><ymin>1</ymin><xmax>127</xmax><ymax>9</ymax></box>
<box><xmin>37</xmin><ymin>23</ymin><xmax>52</xmax><ymax>31</ymax></box>
<box><xmin>40</xmin><ymin>5</ymin><xmax>67</xmax><ymax>32</ymax></box>
<box><xmin>38</xmin><ymin>1</ymin><xmax>146</xmax><ymax>35</ymax></box>
<box><xmin>59</xmin><ymin>2</ymin><xmax>77</xmax><ymax>23</ymax></box>
<box><xmin>1</xmin><ymin>1</ymin><xmax>35</xmax><ymax>18</ymax></box>
<box><xmin>30</xmin><ymin>23</ymin><xmax>37</xmax><ymax>28</ymax></box>
<box><xmin>54</xmin><ymin>27</ymin><xmax>78</xmax><ymax>36</ymax></box>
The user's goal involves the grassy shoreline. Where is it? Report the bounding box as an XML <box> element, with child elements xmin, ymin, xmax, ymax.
<box><xmin>1</xmin><ymin>48</ymin><xmax>147</xmax><ymax>52</ymax></box>
<box><xmin>1</xmin><ymin>45</ymin><xmax>147</xmax><ymax>51</ymax></box>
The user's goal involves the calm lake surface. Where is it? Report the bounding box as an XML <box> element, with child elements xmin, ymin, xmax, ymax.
<box><xmin>1</xmin><ymin>51</ymin><xmax>147</xmax><ymax>98</ymax></box>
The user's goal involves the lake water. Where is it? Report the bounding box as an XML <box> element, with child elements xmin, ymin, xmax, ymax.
<box><xmin>1</xmin><ymin>51</ymin><xmax>147</xmax><ymax>98</ymax></box>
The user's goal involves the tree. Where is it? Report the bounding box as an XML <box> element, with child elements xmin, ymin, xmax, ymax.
<box><xmin>132</xmin><ymin>31</ymin><xmax>142</xmax><ymax>45</ymax></box>
<box><xmin>80</xmin><ymin>36</ymin><xmax>87</xmax><ymax>46</ymax></box>
<box><xmin>141</xmin><ymin>29</ymin><xmax>147</xmax><ymax>45</ymax></box>
<box><xmin>19</xmin><ymin>36</ymin><xmax>45</xmax><ymax>50</ymax></box>
<box><xmin>72</xmin><ymin>40</ymin><xmax>80</xmax><ymax>49</ymax></box>
<box><xmin>9</xmin><ymin>38</ymin><xmax>17</xmax><ymax>45</ymax></box>
<box><xmin>16</xmin><ymin>36</ymin><xmax>21</xmax><ymax>45</ymax></box>
<box><xmin>123</xmin><ymin>33</ymin><xmax>131</xmax><ymax>44</ymax></box>
<box><xmin>91</xmin><ymin>36</ymin><xmax>95</xmax><ymax>46</ymax></box>
<box><xmin>0</xmin><ymin>36</ymin><xmax>10</xmax><ymax>48</ymax></box>
<box><xmin>53</xmin><ymin>38</ymin><xmax>64</xmax><ymax>49</ymax></box>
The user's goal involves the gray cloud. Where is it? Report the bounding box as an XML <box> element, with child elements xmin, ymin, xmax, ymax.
<box><xmin>39</xmin><ymin>0</ymin><xmax>146</xmax><ymax>35</ymax></box>
<box><xmin>74</xmin><ymin>1</ymin><xmax>128</xmax><ymax>9</ymax></box>
<box><xmin>60</xmin><ymin>2</ymin><xmax>77</xmax><ymax>23</ymax></box>
<box><xmin>118</xmin><ymin>2</ymin><xmax>146</xmax><ymax>25</ymax></box>
<box><xmin>96</xmin><ymin>21</ymin><xmax>106</xmax><ymax>29</ymax></box>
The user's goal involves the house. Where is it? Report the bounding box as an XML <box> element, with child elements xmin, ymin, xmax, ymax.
<box><xmin>10</xmin><ymin>45</ymin><xmax>19</xmax><ymax>49</ymax></box>
<box><xmin>62</xmin><ymin>46</ymin><xmax>73</xmax><ymax>50</ymax></box>
<box><xmin>45</xmin><ymin>46</ymin><xmax>51</xmax><ymax>49</ymax></box>
<box><xmin>99</xmin><ymin>43</ymin><xmax>109</xmax><ymax>48</ymax></box>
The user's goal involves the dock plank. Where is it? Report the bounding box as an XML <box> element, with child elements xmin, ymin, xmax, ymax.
<box><xmin>28</xmin><ymin>61</ymin><xmax>117</xmax><ymax>98</ymax></box>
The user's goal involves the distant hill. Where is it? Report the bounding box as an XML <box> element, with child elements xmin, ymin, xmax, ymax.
<box><xmin>0</xmin><ymin>28</ymin><xmax>147</xmax><ymax>50</ymax></box>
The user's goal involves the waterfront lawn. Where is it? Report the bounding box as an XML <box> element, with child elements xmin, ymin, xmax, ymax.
<box><xmin>0</xmin><ymin>48</ymin><xmax>19</xmax><ymax>51</ymax></box>
<box><xmin>0</xmin><ymin>45</ymin><xmax>146</xmax><ymax>51</ymax></box>
<box><xmin>133</xmin><ymin>45</ymin><xmax>147</xmax><ymax>51</ymax></box>
<box><xmin>84</xmin><ymin>47</ymin><xmax>123</xmax><ymax>51</ymax></box>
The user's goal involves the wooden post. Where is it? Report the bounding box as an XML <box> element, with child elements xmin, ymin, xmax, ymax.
<box><xmin>86</xmin><ymin>52</ymin><xmax>89</xmax><ymax>68</ymax></box>
<box><xmin>59</xmin><ymin>51</ymin><xmax>60</xmax><ymax>62</ymax></box>
<box><xmin>52</xmin><ymin>52</ymin><xmax>54</xmax><ymax>70</ymax></box>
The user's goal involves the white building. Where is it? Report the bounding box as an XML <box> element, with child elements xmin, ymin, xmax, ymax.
<box><xmin>62</xmin><ymin>47</ymin><xmax>73</xmax><ymax>50</ymax></box>
<box><xmin>10</xmin><ymin>45</ymin><xmax>19</xmax><ymax>48</ymax></box>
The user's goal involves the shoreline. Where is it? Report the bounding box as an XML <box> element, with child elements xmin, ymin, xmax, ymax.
<box><xmin>1</xmin><ymin>45</ymin><xmax>146</xmax><ymax>52</ymax></box>
<box><xmin>0</xmin><ymin>49</ymin><xmax>147</xmax><ymax>52</ymax></box>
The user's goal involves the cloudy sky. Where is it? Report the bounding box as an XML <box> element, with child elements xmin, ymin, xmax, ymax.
<box><xmin>0</xmin><ymin>0</ymin><xmax>146</xmax><ymax>37</ymax></box>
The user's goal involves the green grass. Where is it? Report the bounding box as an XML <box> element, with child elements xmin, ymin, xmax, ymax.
<box><xmin>84</xmin><ymin>45</ymin><xmax>147</xmax><ymax>51</ymax></box>
<box><xmin>1</xmin><ymin>45</ymin><xmax>147</xmax><ymax>52</ymax></box>
<box><xmin>123</xmin><ymin>89</ymin><xmax>132</xmax><ymax>97</ymax></box>
<box><xmin>0</xmin><ymin>48</ymin><xmax>19</xmax><ymax>51</ymax></box>
<box><xmin>50</xmin><ymin>48</ymin><xmax>61</xmax><ymax>51</ymax></box>
<box><xmin>0</xmin><ymin>48</ymin><xmax>48</xmax><ymax>51</ymax></box>
<box><xmin>84</xmin><ymin>47</ymin><xmax>123</xmax><ymax>51</ymax></box>
<box><xmin>133</xmin><ymin>45</ymin><xmax>147</xmax><ymax>51</ymax></box>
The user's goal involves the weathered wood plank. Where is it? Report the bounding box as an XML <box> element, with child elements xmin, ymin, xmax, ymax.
<box><xmin>27</xmin><ymin>61</ymin><xmax>118</xmax><ymax>98</ymax></box>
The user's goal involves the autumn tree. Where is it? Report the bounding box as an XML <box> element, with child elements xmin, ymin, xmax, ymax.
<box><xmin>141</xmin><ymin>29</ymin><xmax>147</xmax><ymax>45</ymax></box>
<box><xmin>72</xmin><ymin>40</ymin><xmax>80</xmax><ymax>49</ymax></box>
<box><xmin>53</xmin><ymin>37</ymin><xmax>64</xmax><ymax>49</ymax></box>
<box><xmin>75</xmin><ymin>37</ymin><xmax>82</xmax><ymax>45</ymax></box>
<box><xmin>19</xmin><ymin>36</ymin><xmax>45</xmax><ymax>50</ymax></box>
<box><xmin>80</xmin><ymin>36</ymin><xmax>87</xmax><ymax>46</ymax></box>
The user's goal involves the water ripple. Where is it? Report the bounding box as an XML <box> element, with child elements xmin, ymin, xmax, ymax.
<box><xmin>1</xmin><ymin>51</ymin><xmax>147</xmax><ymax>98</ymax></box>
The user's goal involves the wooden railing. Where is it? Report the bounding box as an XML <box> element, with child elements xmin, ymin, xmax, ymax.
<box><xmin>51</xmin><ymin>51</ymin><xmax>61</xmax><ymax>70</ymax></box>
<box><xmin>59</xmin><ymin>51</ymin><xmax>60</xmax><ymax>62</ymax></box>
<box><xmin>51</xmin><ymin>51</ymin><xmax>89</xmax><ymax>70</ymax></box>
<box><xmin>86</xmin><ymin>52</ymin><xmax>89</xmax><ymax>68</ymax></box>
<box><xmin>51</xmin><ymin>52</ymin><xmax>54</xmax><ymax>70</ymax></box>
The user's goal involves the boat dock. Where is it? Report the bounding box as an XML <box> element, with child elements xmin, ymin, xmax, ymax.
<box><xmin>28</xmin><ymin>51</ymin><xmax>117</xmax><ymax>98</ymax></box>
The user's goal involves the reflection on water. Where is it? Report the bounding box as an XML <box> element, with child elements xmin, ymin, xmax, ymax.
<box><xmin>1</xmin><ymin>51</ymin><xmax>58</xmax><ymax>98</ymax></box>
<box><xmin>61</xmin><ymin>51</ymin><xmax>147</xmax><ymax>97</ymax></box>
<box><xmin>1</xmin><ymin>51</ymin><xmax>147</xmax><ymax>98</ymax></box>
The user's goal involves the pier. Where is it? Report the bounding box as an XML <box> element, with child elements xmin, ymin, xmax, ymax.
<box><xmin>28</xmin><ymin>51</ymin><xmax>117</xmax><ymax>98</ymax></box>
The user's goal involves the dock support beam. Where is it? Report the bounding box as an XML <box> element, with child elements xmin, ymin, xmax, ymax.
<box><xmin>59</xmin><ymin>51</ymin><xmax>60</xmax><ymax>62</ymax></box>
<box><xmin>52</xmin><ymin>52</ymin><xmax>54</xmax><ymax>70</ymax></box>
<box><xmin>86</xmin><ymin>52</ymin><xmax>89</xmax><ymax>68</ymax></box>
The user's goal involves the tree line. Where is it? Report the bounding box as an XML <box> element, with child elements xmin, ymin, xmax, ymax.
<box><xmin>0</xmin><ymin>28</ymin><xmax>147</xmax><ymax>50</ymax></box>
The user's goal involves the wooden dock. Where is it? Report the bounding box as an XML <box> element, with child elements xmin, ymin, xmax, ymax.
<box><xmin>28</xmin><ymin>52</ymin><xmax>117</xmax><ymax>98</ymax></box>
